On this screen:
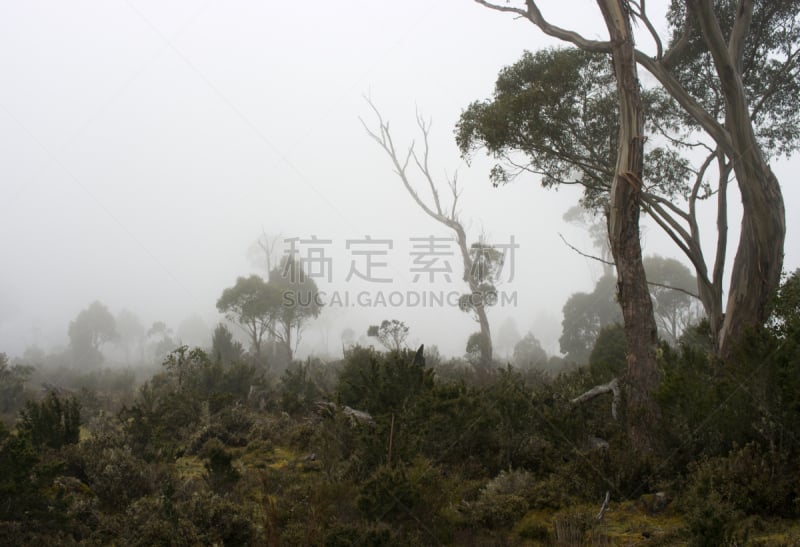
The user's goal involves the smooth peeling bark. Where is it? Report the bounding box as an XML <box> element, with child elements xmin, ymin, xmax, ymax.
<box><xmin>686</xmin><ymin>0</ymin><xmax>786</xmax><ymax>356</ymax></box>
<box><xmin>598</xmin><ymin>0</ymin><xmax>661</xmax><ymax>451</ymax></box>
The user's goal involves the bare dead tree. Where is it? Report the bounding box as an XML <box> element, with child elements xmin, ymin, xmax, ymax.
<box><xmin>361</xmin><ymin>98</ymin><xmax>494</xmax><ymax>366</ymax></box>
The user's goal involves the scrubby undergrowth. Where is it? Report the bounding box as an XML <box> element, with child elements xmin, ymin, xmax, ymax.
<box><xmin>1</xmin><ymin>272</ymin><xmax>799</xmax><ymax>545</ymax></box>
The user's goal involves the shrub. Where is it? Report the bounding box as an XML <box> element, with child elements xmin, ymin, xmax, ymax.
<box><xmin>17</xmin><ymin>392</ymin><xmax>80</xmax><ymax>450</ymax></box>
<box><xmin>682</xmin><ymin>442</ymin><xmax>798</xmax><ymax>518</ymax></box>
<box><xmin>280</xmin><ymin>359</ymin><xmax>323</xmax><ymax>415</ymax></box>
<box><xmin>683</xmin><ymin>491</ymin><xmax>744</xmax><ymax>547</ymax></box>
<box><xmin>201</xmin><ymin>438</ymin><xmax>240</xmax><ymax>492</ymax></box>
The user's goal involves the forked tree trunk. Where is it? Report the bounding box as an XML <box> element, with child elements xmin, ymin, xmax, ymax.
<box><xmin>688</xmin><ymin>0</ymin><xmax>786</xmax><ymax>357</ymax></box>
<box><xmin>454</xmin><ymin>224</ymin><xmax>493</xmax><ymax>366</ymax></box>
<box><xmin>598</xmin><ymin>0</ymin><xmax>660</xmax><ymax>451</ymax></box>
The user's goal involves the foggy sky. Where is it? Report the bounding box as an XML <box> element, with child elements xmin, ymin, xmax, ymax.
<box><xmin>2</xmin><ymin>1</ymin><xmax>798</xmax><ymax>360</ymax></box>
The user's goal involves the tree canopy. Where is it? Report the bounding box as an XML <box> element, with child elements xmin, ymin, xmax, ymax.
<box><xmin>216</xmin><ymin>275</ymin><xmax>276</xmax><ymax>363</ymax></box>
<box><xmin>68</xmin><ymin>301</ymin><xmax>117</xmax><ymax>368</ymax></box>
<box><xmin>472</xmin><ymin>0</ymin><xmax>796</xmax><ymax>359</ymax></box>
<box><xmin>368</xmin><ymin>320</ymin><xmax>410</xmax><ymax>352</ymax></box>
<box><xmin>217</xmin><ymin>257</ymin><xmax>321</xmax><ymax>365</ymax></box>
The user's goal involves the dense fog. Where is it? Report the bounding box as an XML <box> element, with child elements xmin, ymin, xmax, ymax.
<box><xmin>1</xmin><ymin>0</ymin><xmax>798</xmax><ymax>363</ymax></box>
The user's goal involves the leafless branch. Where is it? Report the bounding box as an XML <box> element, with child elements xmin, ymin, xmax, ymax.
<box><xmin>642</xmin><ymin>202</ymin><xmax>708</xmax><ymax>282</ymax></box>
<box><xmin>688</xmin><ymin>150</ymin><xmax>717</xmax><ymax>246</ymax></box>
<box><xmin>629</xmin><ymin>0</ymin><xmax>663</xmax><ymax>59</ymax></box>
<box><xmin>712</xmin><ymin>153</ymin><xmax>730</xmax><ymax>293</ymax></box>
<box><xmin>642</xmin><ymin>192</ymin><xmax>691</xmax><ymax>222</ymax></box>
<box><xmin>571</xmin><ymin>378</ymin><xmax>620</xmax><ymax>420</ymax></box>
<box><xmin>635</xmin><ymin>51</ymin><xmax>734</xmax><ymax>155</ymax></box>
<box><xmin>558</xmin><ymin>233</ymin><xmax>701</xmax><ymax>300</ymax></box>
<box><xmin>361</xmin><ymin>97</ymin><xmax>451</xmax><ymax>225</ymax></box>
<box><xmin>558</xmin><ymin>232</ymin><xmax>614</xmax><ymax>266</ymax></box>
<box><xmin>474</xmin><ymin>0</ymin><xmax>614</xmax><ymax>52</ymax></box>
<box><xmin>647</xmin><ymin>280</ymin><xmax>700</xmax><ymax>300</ymax></box>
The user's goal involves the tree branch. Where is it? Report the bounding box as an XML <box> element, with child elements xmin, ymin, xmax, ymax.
<box><xmin>629</xmin><ymin>0</ymin><xmax>663</xmax><ymax>59</ymax></box>
<box><xmin>361</xmin><ymin>98</ymin><xmax>451</xmax><ymax>226</ymax></box>
<box><xmin>728</xmin><ymin>0</ymin><xmax>755</xmax><ymax>72</ymax></box>
<box><xmin>571</xmin><ymin>378</ymin><xmax>620</xmax><ymax>420</ymax></box>
<box><xmin>558</xmin><ymin>232</ymin><xmax>701</xmax><ymax>300</ymax></box>
<box><xmin>712</xmin><ymin>153</ymin><xmax>731</xmax><ymax>294</ymax></box>
<box><xmin>596</xmin><ymin>491</ymin><xmax>611</xmax><ymax>520</ymax></box>
<box><xmin>558</xmin><ymin>232</ymin><xmax>614</xmax><ymax>266</ymax></box>
<box><xmin>662</xmin><ymin>10</ymin><xmax>693</xmax><ymax>66</ymax></box>
<box><xmin>647</xmin><ymin>280</ymin><xmax>700</xmax><ymax>300</ymax></box>
<box><xmin>474</xmin><ymin>0</ymin><xmax>614</xmax><ymax>52</ymax></box>
<box><xmin>635</xmin><ymin>51</ymin><xmax>734</xmax><ymax>155</ymax></box>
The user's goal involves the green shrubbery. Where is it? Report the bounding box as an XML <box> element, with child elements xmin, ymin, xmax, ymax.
<box><xmin>18</xmin><ymin>391</ymin><xmax>81</xmax><ymax>450</ymax></box>
<box><xmin>0</xmin><ymin>272</ymin><xmax>798</xmax><ymax>544</ymax></box>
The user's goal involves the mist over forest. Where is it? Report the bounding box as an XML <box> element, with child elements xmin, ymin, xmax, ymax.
<box><xmin>2</xmin><ymin>1</ymin><xmax>800</xmax><ymax>545</ymax></box>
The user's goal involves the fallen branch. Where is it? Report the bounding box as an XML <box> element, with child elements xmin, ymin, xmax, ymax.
<box><xmin>596</xmin><ymin>491</ymin><xmax>611</xmax><ymax>520</ymax></box>
<box><xmin>571</xmin><ymin>378</ymin><xmax>620</xmax><ymax>420</ymax></box>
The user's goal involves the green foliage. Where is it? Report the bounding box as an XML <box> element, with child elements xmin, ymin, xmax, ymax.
<box><xmin>356</xmin><ymin>457</ymin><xmax>454</xmax><ymax>543</ymax></box>
<box><xmin>683</xmin><ymin>442</ymin><xmax>798</xmax><ymax>519</ymax></box>
<box><xmin>357</xmin><ymin>463</ymin><xmax>420</xmax><ymax>521</ymax></box>
<box><xmin>0</xmin><ymin>422</ymin><xmax>54</xmax><ymax>523</ymax></box>
<box><xmin>268</xmin><ymin>255</ymin><xmax>323</xmax><ymax>359</ymax></box>
<box><xmin>588</xmin><ymin>323</ymin><xmax>626</xmax><ymax>383</ymax></box>
<box><xmin>68</xmin><ymin>301</ymin><xmax>117</xmax><ymax>367</ymax></box>
<box><xmin>218</xmin><ymin>257</ymin><xmax>322</xmax><ymax>363</ymax></box>
<box><xmin>216</xmin><ymin>274</ymin><xmax>275</xmax><ymax>359</ymax></box>
<box><xmin>512</xmin><ymin>332</ymin><xmax>548</xmax><ymax>369</ymax></box>
<box><xmin>82</xmin><ymin>443</ymin><xmax>159</xmax><ymax>511</ymax></box>
<box><xmin>645</xmin><ymin>255</ymin><xmax>701</xmax><ymax>343</ymax></box>
<box><xmin>120</xmin><ymin>346</ymin><xmax>260</xmax><ymax>460</ymax></box>
<box><xmin>336</xmin><ymin>346</ymin><xmax>434</xmax><ymax>417</ymax></box>
<box><xmin>367</xmin><ymin>319</ymin><xmax>409</xmax><ymax>351</ymax></box>
<box><xmin>456</xmin><ymin>47</ymin><xmax>689</xmax><ymax>210</ymax></box>
<box><xmin>658</xmin><ymin>273</ymin><xmax>800</xmax><ymax>462</ymax></box>
<box><xmin>666</xmin><ymin>0</ymin><xmax>800</xmax><ymax>159</ymax></box>
<box><xmin>210</xmin><ymin>322</ymin><xmax>245</xmax><ymax>366</ymax></box>
<box><xmin>560</xmin><ymin>274</ymin><xmax>622</xmax><ymax>364</ymax></box>
<box><xmin>470</xmin><ymin>470</ymin><xmax>535</xmax><ymax>529</ymax></box>
<box><xmin>0</xmin><ymin>353</ymin><xmax>32</xmax><ymax>415</ymax></box>
<box><xmin>465</xmin><ymin>331</ymin><xmax>490</xmax><ymax>365</ymax></box>
<box><xmin>771</xmin><ymin>268</ymin><xmax>800</xmax><ymax>338</ymax></box>
<box><xmin>683</xmin><ymin>490</ymin><xmax>743</xmax><ymax>547</ymax></box>
<box><xmin>458</xmin><ymin>241</ymin><xmax>503</xmax><ymax>319</ymax></box>
<box><xmin>201</xmin><ymin>438</ymin><xmax>240</xmax><ymax>492</ymax></box>
<box><xmin>5</xmin><ymin>267</ymin><xmax>799</xmax><ymax>544</ymax></box>
<box><xmin>0</xmin><ymin>424</ymin><xmax>79</xmax><ymax>544</ymax></box>
<box><xmin>18</xmin><ymin>392</ymin><xmax>80</xmax><ymax>450</ymax></box>
<box><xmin>279</xmin><ymin>359</ymin><xmax>323</xmax><ymax>415</ymax></box>
<box><xmin>183</xmin><ymin>491</ymin><xmax>256</xmax><ymax>546</ymax></box>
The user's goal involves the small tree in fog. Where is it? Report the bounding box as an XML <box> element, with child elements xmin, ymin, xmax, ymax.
<box><xmin>218</xmin><ymin>258</ymin><xmax>321</xmax><ymax>364</ymax></box>
<box><xmin>147</xmin><ymin>321</ymin><xmax>176</xmax><ymax>363</ymax></box>
<box><xmin>267</xmin><ymin>256</ymin><xmax>322</xmax><ymax>361</ymax></box>
<box><xmin>368</xmin><ymin>319</ymin><xmax>409</xmax><ymax>351</ymax></box>
<box><xmin>18</xmin><ymin>392</ymin><xmax>80</xmax><ymax>449</ymax></box>
<box><xmin>216</xmin><ymin>275</ymin><xmax>276</xmax><ymax>363</ymax></box>
<box><xmin>512</xmin><ymin>332</ymin><xmax>548</xmax><ymax>369</ymax></box>
<box><xmin>68</xmin><ymin>301</ymin><xmax>117</xmax><ymax>368</ymax></box>
<box><xmin>211</xmin><ymin>323</ymin><xmax>245</xmax><ymax>366</ymax></box>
